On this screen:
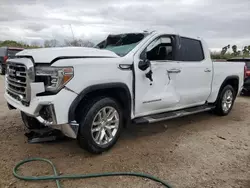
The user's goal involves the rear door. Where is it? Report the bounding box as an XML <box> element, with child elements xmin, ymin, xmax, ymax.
<box><xmin>175</xmin><ymin>37</ymin><xmax>212</xmax><ymax>107</ymax></box>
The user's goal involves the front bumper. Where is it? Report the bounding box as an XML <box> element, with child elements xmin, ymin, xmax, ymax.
<box><xmin>5</xmin><ymin>85</ymin><xmax>79</xmax><ymax>138</ymax></box>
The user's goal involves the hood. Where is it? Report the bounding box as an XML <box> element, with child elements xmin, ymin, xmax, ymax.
<box><xmin>16</xmin><ymin>47</ymin><xmax>119</xmax><ymax>63</ymax></box>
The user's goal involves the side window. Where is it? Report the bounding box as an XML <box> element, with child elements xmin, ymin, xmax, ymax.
<box><xmin>178</xmin><ymin>37</ymin><xmax>204</xmax><ymax>61</ymax></box>
<box><xmin>145</xmin><ymin>36</ymin><xmax>173</xmax><ymax>61</ymax></box>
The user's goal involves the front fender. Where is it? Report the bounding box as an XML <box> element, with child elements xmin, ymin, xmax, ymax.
<box><xmin>68</xmin><ymin>82</ymin><xmax>132</xmax><ymax>122</ymax></box>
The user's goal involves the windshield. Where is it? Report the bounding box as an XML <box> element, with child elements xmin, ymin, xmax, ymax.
<box><xmin>96</xmin><ymin>33</ymin><xmax>146</xmax><ymax>56</ymax></box>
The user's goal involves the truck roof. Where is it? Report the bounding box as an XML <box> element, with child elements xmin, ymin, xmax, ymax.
<box><xmin>8</xmin><ymin>47</ymin><xmax>24</xmax><ymax>50</ymax></box>
<box><xmin>109</xmin><ymin>29</ymin><xmax>202</xmax><ymax>41</ymax></box>
<box><xmin>151</xmin><ymin>30</ymin><xmax>202</xmax><ymax>41</ymax></box>
<box><xmin>0</xmin><ymin>47</ymin><xmax>24</xmax><ymax>50</ymax></box>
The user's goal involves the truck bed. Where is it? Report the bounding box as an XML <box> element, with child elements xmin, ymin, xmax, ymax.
<box><xmin>208</xmin><ymin>61</ymin><xmax>245</xmax><ymax>102</ymax></box>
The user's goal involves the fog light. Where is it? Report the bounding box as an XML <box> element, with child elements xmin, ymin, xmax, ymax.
<box><xmin>39</xmin><ymin>104</ymin><xmax>57</xmax><ymax>124</ymax></box>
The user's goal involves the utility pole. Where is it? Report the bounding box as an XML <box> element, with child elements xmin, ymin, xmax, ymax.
<box><xmin>69</xmin><ymin>24</ymin><xmax>75</xmax><ymax>41</ymax></box>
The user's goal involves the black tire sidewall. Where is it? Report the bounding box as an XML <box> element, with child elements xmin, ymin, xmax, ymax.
<box><xmin>216</xmin><ymin>85</ymin><xmax>235</xmax><ymax>115</ymax></box>
<box><xmin>78</xmin><ymin>97</ymin><xmax>123</xmax><ymax>153</ymax></box>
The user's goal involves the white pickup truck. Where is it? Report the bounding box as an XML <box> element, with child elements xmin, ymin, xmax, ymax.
<box><xmin>4</xmin><ymin>30</ymin><xmax>244</xmax><ymax>154</ymax></box>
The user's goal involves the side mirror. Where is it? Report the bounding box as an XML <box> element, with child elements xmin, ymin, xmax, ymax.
<box><xmin>138</xmin><ymin>59</ymin><xmax>151</xmax><ymax>71</ymax></box>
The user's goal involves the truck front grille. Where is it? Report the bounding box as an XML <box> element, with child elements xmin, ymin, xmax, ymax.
<box><xmin>6</xmin><ymin>63</ymin><xmax>29</xmax><ymax>105</ymax></box>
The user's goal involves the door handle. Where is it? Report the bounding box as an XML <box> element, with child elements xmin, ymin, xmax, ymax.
<box><xmin>167</xmin><ymin>69</ymin><xmax>181</xmax><ymax>74</ymax></box>
<box><xmin>204</xmin><ymin>68</ymin><xmax>211</xmax><ymax>72</ymax></box>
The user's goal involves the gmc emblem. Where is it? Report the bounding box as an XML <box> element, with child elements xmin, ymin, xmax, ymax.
<box><xmin>8</xmin><ymin>69</ymin><xmax>16</xmax><ymax>77</ymax></box>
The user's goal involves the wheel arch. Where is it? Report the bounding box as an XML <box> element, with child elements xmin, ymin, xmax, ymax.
<box><xmin>215</xmin><ymin>75</ymin><xmax>239</xmax><ymax>103</ymax></box>
<box><xmin>68</xmin><ymin>82</ymin><xmax>132</xmax><ymax>126</ymax></box>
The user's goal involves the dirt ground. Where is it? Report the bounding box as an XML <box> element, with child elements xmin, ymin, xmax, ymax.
<box><xmin>0</xmin><ymin>75</ymin><xmax>249</xmax><ymax>188</ymax></box>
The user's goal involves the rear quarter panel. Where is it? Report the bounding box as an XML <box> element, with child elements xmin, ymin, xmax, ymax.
<box><xmin>207</xmin><ymin>61</ymin><xmax>244</xmax><ymax>103</ymax></box>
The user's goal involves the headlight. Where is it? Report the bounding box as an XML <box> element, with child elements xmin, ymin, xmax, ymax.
<box><xmin>35</xmin><ymin>66</ymin><xmax>74</xmax><ymax>93</ymax></box>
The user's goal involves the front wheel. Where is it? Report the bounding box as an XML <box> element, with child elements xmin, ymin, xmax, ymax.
<box><xmin>214</xmin><ymin>85</ymin><xmax>236</xmax><ymax>116</ymax></box>
<box><xmin>77</xmin><ymin>97</ymin><xmax>123</xmax><ymax>154</ymax></box>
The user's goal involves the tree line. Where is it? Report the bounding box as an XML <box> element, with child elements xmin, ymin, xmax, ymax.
<box><xmin>0</xmin><ymin>39</ymin><xmax>95</xmax><ymax>48</ymax></box>
<box><xmin>44</xmin><ymin>39</ymin><xmax>94</xmax><ymax>47</ymax></box>
<box><xmin>211</xmin><ymin>44</ymin><xmax>250</xmax><ymax>59</ymax></box>
<box><xmin>0</xmin><ymin>40</ymin><xmax>41</xmax><ymax>49</ymax></box>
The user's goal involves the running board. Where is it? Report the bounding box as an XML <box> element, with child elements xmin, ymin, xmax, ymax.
<box><xmin>133</xmin><ymin>105</ymin><xmax>214</xmax><ymax>124</ymax></box>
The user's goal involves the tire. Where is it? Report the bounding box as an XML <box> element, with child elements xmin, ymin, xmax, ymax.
<box><xmin>21</xmin><ymin>112</ymin><xmax>45</xmax><ymax>129</ymax></box>
<box><xmin>77</xmin><ymin>97</ymin><xmax>123</xmax><ymax>154</ymax></box>
<box><xmin>214</xmin><ymin>85</ymin><xmax>236</xmax><ymax>116</ymax></box>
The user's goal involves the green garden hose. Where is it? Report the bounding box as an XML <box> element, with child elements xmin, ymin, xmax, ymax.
<box><xmin>13</xmin><ymin>158</ymin><xmax>173</xmax><ymax>188</ymax></box>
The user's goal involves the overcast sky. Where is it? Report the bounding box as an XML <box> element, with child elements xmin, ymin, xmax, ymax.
<box><xmin>0</xmin><ymin>0</ymin><xmax>250</xmax><ymax>50</ymax></box>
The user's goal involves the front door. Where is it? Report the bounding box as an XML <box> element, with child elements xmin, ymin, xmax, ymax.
<box><xmin>134</xmin><ymin>35</ymin><xmax>182</xmax><ymax>117</ymax></box>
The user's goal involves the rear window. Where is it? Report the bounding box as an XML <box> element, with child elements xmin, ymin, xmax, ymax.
<box><xmin>7</xmin><ymin>49</ymin><xmax>23</xmax><ymax>57</ymax></box>
<box><xmin>177</xmin><ymin>37</ymin><xmax>204</xmax><ymax>61</ymax></box>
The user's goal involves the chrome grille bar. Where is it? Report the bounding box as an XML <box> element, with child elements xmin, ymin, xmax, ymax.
<box><xmin>6</xmin><ymin>58</ymin><xmax>35</xmax><ymax>106</ymax></box>
<box><xmin>7</xmin><ymin>90</ymin><xmax>24</xmax><ymax>101</ymax></box>
<box><xmin>7</xmin><ymin>76</ymin><xmax>26</xmax><ymax>85</ymax></box>
<box><xmin>6</xmin><ymin>80</ymin><xmax>25</xmax><ymax>88</ymax></box>
<box><xmin>7</xmin><ymin>87</ymin><xmax>26</xmax><ymax>95</ymax></box>
<box><xmin>6</xmin><ymin>61</ymin><xmax>29</xmax><ymax>104</ymax></box>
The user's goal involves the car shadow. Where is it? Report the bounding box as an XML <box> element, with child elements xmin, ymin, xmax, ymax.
<box><xmin>41</xmin><ymin>111</ymin><xmax>217</xmax><ymax>155</ymax></box>
<box><xmin>9</xmin><ymin>103</ymin><xmax>242</xmax><ymax>157</ymax></box>
<box><xmin>121</xmin><ymin>111</ymin><xmax>215</xmax><ymax>140</ymax></box>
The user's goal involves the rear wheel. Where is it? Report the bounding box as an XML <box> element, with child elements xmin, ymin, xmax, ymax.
<box><xmin>214</xmin><ymin>85</ymin><xmax>236</xmax><ymax>116</ymax></box>
<box><xmin>77</xmin><ymin>97</ymin><xmax>123</xmax><ymax>154</ymax></box>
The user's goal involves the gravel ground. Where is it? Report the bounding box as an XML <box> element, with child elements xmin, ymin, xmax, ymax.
<box><xmin>0</xmin><ymin>75</ymin><xmax>249</xmax><ymax>188</ymax></box>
